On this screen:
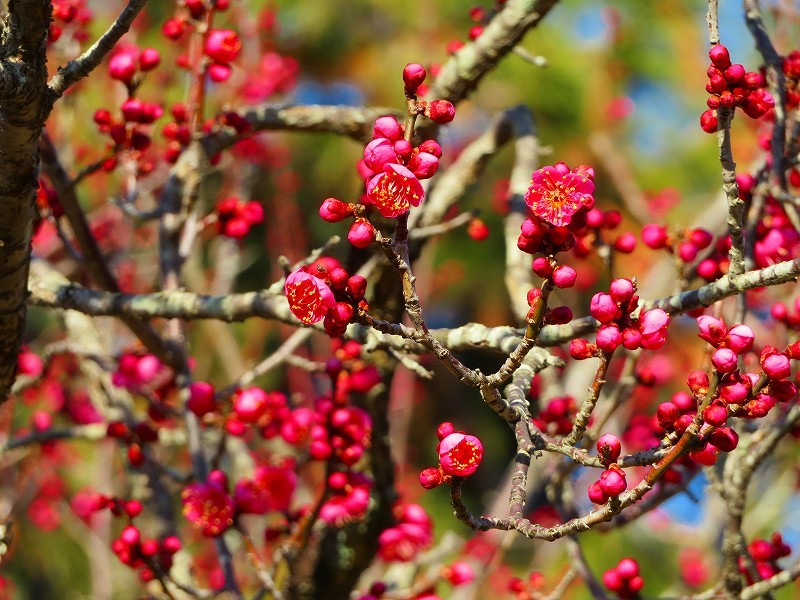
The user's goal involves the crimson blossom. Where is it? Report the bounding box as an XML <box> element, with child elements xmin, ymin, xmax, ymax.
<box><xmin>366</xmin><ymin>162</ymin><xmax>425</xmax><ymax>218</ymax></box>
<box><xmin>524</xmin><ymin>161</ymin><xmax>595</xmax><ymax>226</ymax></box>
<box><xmin>284</xmin><ymin>266</ymin><xmax>336</xmax><ymax>324</ymax></box>
<box><xmin>438</xmin><ymin>432</ymin><xmax>484</xmax><ymax>477</ymax></box>
<box><xmin>181</xmin><ymin>477</ymin><xmax>235</xmax><ymax>537</ymax></box>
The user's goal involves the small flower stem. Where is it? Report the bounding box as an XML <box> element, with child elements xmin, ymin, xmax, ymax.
<box><xmin>238</xmin><ymin>526</ymin><xmax>285</xmax><ymax>600</ymax></box>
<box><xmin>706</xmin><ymin>0</ymin><xmax>720</xmax><ymax>45</ymax></box>
<box><xmin>190</xmin><ymin>11</ymin><xmax>214</xmax><ymax>132</ymax></box>
<box><xmin>403</xmin><ymin>98</ymin><xmax>419</xmax><ymax>142</ymax></box>
<box><xmin>563</xmin><ymin>351</ymin><xmax>611</xmax><ymax>447</ymax></box>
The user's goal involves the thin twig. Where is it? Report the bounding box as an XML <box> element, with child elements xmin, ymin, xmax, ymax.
<box><xmin>47</xmin><ymin>0</ymin><xmax>149</xmax><ymax>102</ymax></box>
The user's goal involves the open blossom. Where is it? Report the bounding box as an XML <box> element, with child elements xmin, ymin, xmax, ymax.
<box><xmin>182</xmin><ymin>479</ymin><xmax>235</xmax><ymax>536</ymax></box>
<box><xmin>284</xmin><ymin>266</ymin><xmax>336</xmax><ymax>324</ymax></box>
<box><xmin>366</xmin><ymin>163</ymin><xmax>424</xmax><ymax>218</ymax></box>
<box><xmin>524</xmin><ymin>162</ymin><xmax>595</xmax><ymax>226</ymax></box>
<box><xmin>438</xmin><ymin>432</ymin><xmax>483</xmax><ymax>477</ymax></box>
<box><xmin>234</xmin><ymin>463</ymin><xmax>297</xmax><ymax>514</ymax></box>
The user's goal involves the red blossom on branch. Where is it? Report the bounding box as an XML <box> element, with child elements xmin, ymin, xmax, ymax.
<box><xmin>524</xmin><ymin>162</ymin><xmax>595</xmax><ymax>227</ymax></box>
<box><xmin>438</xmin><ymin>431</ymin><xmax>484</xmax><ymax>477</ymax></box>
<box><xmin>365</xmin><ymin>163</ymin><xmax>425</xmax><ymax>218</ymax></box>
<box><xmin>181</xmin><ymin>474</ymin><xmax>235</xmax><ymax>537</ymax></box>
<box><xmin>284</xmin><ymin>266</ymin><xmax>336</xmax><ymax>324</ymax></box>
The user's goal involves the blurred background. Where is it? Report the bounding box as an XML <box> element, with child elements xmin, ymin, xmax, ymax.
<box><xmin>7</xmin><ymin>0</ymin><xmax>800</xmax><ymax>597</ymax></box>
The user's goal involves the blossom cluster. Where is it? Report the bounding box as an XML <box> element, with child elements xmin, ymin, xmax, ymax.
<box><xmin>284</xmin><ymin>257</ymin><xmax>368</xmax><ymax>335</ymax></box>
<box><xmin>72</xmin><ymin>495</ymin><xmax>182</xmax><ymax>583</ymax></box>
<box><xmin>603</xmin><ymin>558</ymin><xmax>644</xmax><ymax>599</ymax></box>
<box><xmin>419</xmin><ymin>422</ymin><xmax>484</xmax><ymax>489</ymax></box>
<box><xmin>588</xmin><ymin>434</ymin><xmax>628</xmax><ymax>504</ymax></box>
<box><xmin>518</xmin><ymin>162</ymin><xmax>595</xmax><ymax>257</ymax></box>
<box><xmin>740</xmin><ymin>532</ymin><xmax>791</xmax><ymax>583</ymax></box>
<box><xmin>214</xmin><ymin>196</ymin><xmax>264</xmax><ymax>239</ymax></box>
<box><xmin>50</xmin><ymin>0</ymin><xmax>92</xmax><ymax>44</ymax></box>
<box><xmin>532</xmin><ymin>395</ymin><xmax>577</xmax><ymax>436</ymax></box>
<box><xmin>320</xmin><ymin>118</ymin><xmax>443</xmax><ymax>237</ymax></box>
<box><xmin>360</xmin><ymin>114</ymin><xmax>438</xmax><ymax>219</ymax></box>
<box><xmin>377</xmin><ymin>503</ymin><xmax>434</xmax><ymax>562</ymax></box>
<box><xmin>572</xmin><ymin>207</ymin><xmax>637</xmax><ymax>257</ymax></box>
<box><xmin>319</xmin><ymin>65</ymin><xmax>454</xmax><ymax>244</ymax></box>
<box><xmin>569</xmin><ymin>278</ymin><xmax>670</xmax><ymax>357</ymax></box>
<box><xmin>700</xmin><ymin>44</ymin><xmax>774</xmax><ymax>133</ymax></box>
<box><xmin>784</xmin><ymin>50</ymin><xmax>800</xmax><ymax>108</ymax></box>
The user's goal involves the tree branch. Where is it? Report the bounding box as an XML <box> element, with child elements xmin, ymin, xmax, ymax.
<box><xmin>426</xmin><ymin>0</ymin><xmax>561</xmax><ymax>104</ymax></box>
<box><xmin>47</xmin><ymin>0</ymin><xmax>149</xmax><ymax>102</ymax></box>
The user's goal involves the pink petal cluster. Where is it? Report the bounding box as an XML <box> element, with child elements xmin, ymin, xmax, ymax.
<box><xmin>284</xmin><ymin>266</ymin><xmax>336</xmax><ymax>325</ymax></box>
<box><xmin>234</xmin><ymin>462</ymin><xmax>297</xmax><ymax>515</ymax></box>
<box><xmin>524</xmin><ymin>162</ymin><xmax>595</xmax><ymax>227</ymax></box>
<box><xmin>377</xmin><ymin>503</ymin><xmax>433</xmax><ymax>562</ymax></box>
<box><xmin>588</xmin><ymin>466</ymin><xmax>627</xmax><ymax>504</ymax></box>
<box><xmin>181</xmin><ymin>472</ymin><xmax>235</xmax><ymax>537</ymax></box>
<box><xmin>438</xmin><ymin>432</ymin><xmax>484</xmax><ymax>477</ymax></box>
<box><xmin>573</xmin><ymin>279</ymin><xmax>670</xmax><ymax>357</ymax></box>
<box><xmin>603</xmin><ymin>558</ymin><xmax>644</xmax><ymax>598</ymax></box>
<box><xmin>318</xmin><ymin>471</ymin><xmax>371</xmax><ymax>526</ymax></box>
<box><xmin>360</xmin><ymin>114</ymin><xmax>439</xmax><ymax>219</ymax></box>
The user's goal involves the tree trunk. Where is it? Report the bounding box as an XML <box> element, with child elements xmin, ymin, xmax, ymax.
<box><xmin>0</xmin><ymin>1</ymin><xmax>52</xmax><ymax>400</ymax></box>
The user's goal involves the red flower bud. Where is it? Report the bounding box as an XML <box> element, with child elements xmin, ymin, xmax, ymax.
<box><xmin>319</xmin><ymin>197</ymin><xmax>353</xmax><ymax>223</ymax></box>
<box><xmin>703</xmin><ymin>403</ymin><xmax>728</xmax><ymax>426</ymax></box>
<box><xmin>700</xmin><ymin>109</ymin><xmax>719</xmax><ymax>134</ymax></box>
<box><xmin>709</xmin><ymin>44</ymin><xmax>732</xmax><ymax>69</ymax></box>
<box><xmin>599</xmin><ymin>466</ymin><xmax>627</xmax><ymax>496</ymax></box>
<box><xmin>569</xmin><ymin>339</ymin><xmax>596</xmax><ymax>360</ymax></box>
<box><xmin>544</xmin><ymin>305</ymin><xmax>572</xmax><ymax>325</ymax></box>
<box><xmin>724</xmin><ymin>63</ymin><xmax>746</xmax><ymax>84</ymax></box>
<box><xmin>205</xmin><ymin>29</ymin><xmax>241</xmax><ymax>63</ymax></box>
<box><xmin>709</xmin><ymin>426</ymin><xmax>739</xmax><ymax>452</ymax></box>
<box><xmin>348</xmin><ymin>218</ymin><xmax>375</xmax><ymax>248</ymax></box>
<box><xmin>712</xmin><ymin>347</ymin><xmax>738</xmax><ymax>373</ymax></box>
<box><xmin>588</xmin><ymin>481</ymin><xmax>608</xmax><ymax>505</ymax></box>
<box><xmin>188</xmin><ymin>381</ymin><xmax>216</xmax><ymax>417</ymax></box>
<box><xmin>139</xmin><ymin>48</ymin><xmax>161</xmax><ymax>71</ymax></box>
<box><xmin>552</xmin><ymin>265</ymin><xmax>577</xmax><ymax>288</ymax></box>
<box><xmin>657</xmin><ymin>402</ymin><xmax>679</xmax><ymax>430</ymax></box>
<box><xmin>347</xmin><ymin>275</ymin><xmax>367</xmax><ymax>300</ymax></box>
<box><xmin>403</xmin><ymin>63</ymin><xmax>427</xmax><ymax>96</ymax></box>
<box><xmin>437</xmin><ymin>422</ymin><xmax>455</xmax><ymax>440</ymax></box>
<box><xmin>419</xmin><ymin>467</ymin><xmax>443</xmax><ymax>490</ymax></box>
<box><xmin>427</xmin><ymin>99</ymin><xmax>456</xmax><ymax>124</ymax></box>
<box><xmin>597</xmin><ymin>433</ymin><xmax>622</xmax><ymax>465</ymax></box>
<box><xmin>467</xmin><ymin>218</ymin><xmax>490</xmax><ymax>241</ymax></box>
<box><xmin>109</xmin><ymin>53</ymin><xmax>137</xmax><ymax>83</ymax></box>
